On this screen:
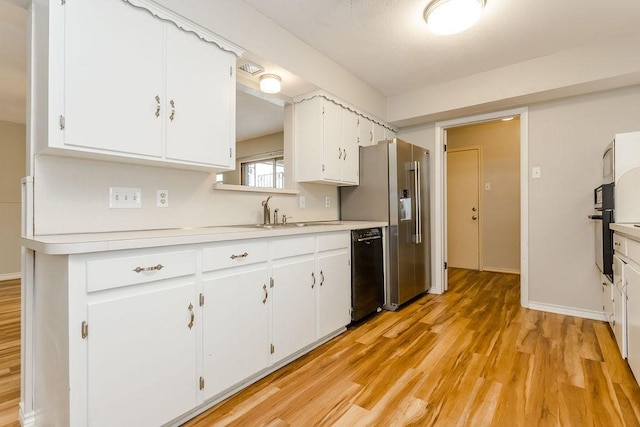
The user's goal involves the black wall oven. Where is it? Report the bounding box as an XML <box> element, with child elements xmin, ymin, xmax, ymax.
<box><xmin>589</xmin><ymin>183</ymin><xmax>614</xmax><ymax>280</ymax></box>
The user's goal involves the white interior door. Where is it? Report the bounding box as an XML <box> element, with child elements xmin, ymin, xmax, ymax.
<box><xmin>447</xmin><ymin>148</ymin><xmax>480</xmax><ymax>270</ymax></box>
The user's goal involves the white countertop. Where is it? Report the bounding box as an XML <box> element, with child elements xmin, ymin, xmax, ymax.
<box><xmin>611</xmin><ymin>223</ymin><xmax>640</xmax><ymax>240</ymax></box>
<box><xmin>20</xmin><ymin>221</ymin><xmax>388</xmax><ymax>255</ymax></box>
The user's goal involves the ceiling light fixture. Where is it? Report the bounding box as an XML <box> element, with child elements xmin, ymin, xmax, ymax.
<box><xmin>424</xmin><ymin>0</ymin><xmax>485</xmax><ymax>35</ymax></box>
<box><xmin>259</xmin><ymin>74</ymin><xmax>281</xmax><ymax>94</ymax></box>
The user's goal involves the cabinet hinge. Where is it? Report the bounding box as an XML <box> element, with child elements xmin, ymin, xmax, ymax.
<box><xmin>270</xmin><ymin>277</ymin><xmax>274</xmax><ymax>288</ymax></box>
<box><xmin>230</xmin><ymin>66</ymin><xmax>233</xmax><ymax>78</ymax></box>
<box><xmin>199</xmin><ymin>376</ymin><xmax>205</xmax><ymax>390</ymax></box>
<box><xmin>444</xmin><ymin>262</ymin><xmax>448</xmax><ymax>270</ymax></box>
<box><xmin>444</xmin><ymin>144</ymin><xmax>447</xmax><ymax>152</ymax></box>
<box><xmin>322</xmin><ymin>164</ymin><xmax>325</xmax><ymax>172</ymax></box>
<box><xmin>59</xmin><ymin>115</ymin><xmax>65</xmax><ymax>130</ymax></box>
<box><xmin>199</xmin><ymin>293</ymin><xmax>205</xmax><ymax>307</ymax></box>
<box><xmin>61</xmin><ymin>0</ymin><xmax>65</xmax><ymax>5</ymax></box>
<box><xmin>81</xmin><ymin>321</ymin><xmax>88</xmax><ymax>339</ymax></box>
<box><xmin>270</xmin><ymin>343</ymin><xmax>275</xmax><ymax>354</ymax></box>
<box><xmin>229</xmin><ymin>147</ymin><xmax>232</xmax><ymax>158</ymax></box>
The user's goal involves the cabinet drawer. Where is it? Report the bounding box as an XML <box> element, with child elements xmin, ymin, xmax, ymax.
<box><xmin>628</xmin><ymin>238</ymin><xmax>640</xmax><ymax>265</ymax></box>
<box><xmin>272</xmin><ymin>236</ymin><xmax>315</xmax><ymax>260</ymax></box>
<box><xmin>318</xmin><ymin>232</ymin><xmax>349</xmax><ymax>252</ymax></box>
<box><xmin>86</xmin><ymin>250</ymin><xmax>197</xmax><ymax>292</ymax></box>
<box><xmin>614</xmin><ymin>233</ymin><xmax>627</xmax><ymax>256</ymax></box>
<box><xmin>203</xmin><ymin>240</ymin><xmax>269</xmax><ymax>272</ymax></box>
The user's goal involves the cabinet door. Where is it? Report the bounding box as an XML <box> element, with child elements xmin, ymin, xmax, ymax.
<box><xmin>341</xmin><ymin>109</ymin><xmax>360</xmax><ymax>185</ymax></box>
<box><xmin>613</xmin><ymin>255</ymin><xmax>627</xmax><ymax>357</ymax></box>
<box><xmin>64</xmin><ymin>0</ymin><xmax>163</xmax><ymax>157</ymax></box>
<box><xmin>87</xmin><ymin>281</ymin><xmax>197</xmax><ymax>427</ymax></box>
<box><xmin>272</xmin><ymin>258</ymin><xmax>317</xmax><ymax>363</ymax></box>
<box><xmin>202</xmin><ymin>267</ymin><xmax>270</xmax><ymax>400</ymax></box>
<box><xmin>322</xmin><ymin>100</ymin><xmax>343</xmax><ymax>182</ymax></box>
<box><xmin>165</xmin><ymin>26</ymin><xmax>235</xmax><ymax>167</ymax></box>
<box><xmin>317</xmin><ymin>251</ymin><xmax>352</xmax><ymax>337</ymax></box>
<box><xmin>372</xmin><ymin>122</ymin><xmax>387</xmax><ymax>145</ymax></box>
<box><xmin>627</xmin><ymin>264</ymin><xmax>640</xmax><ymax>377</ymax></box>
<box><xmin>602</xmin><ymin>273</ymin><xmax>614</xmax><ymax>327</ymax></box>
<box><xmin>358</xmin><ymin>117</ymin><xmax>374</xmax><ymax>147</ymax></box>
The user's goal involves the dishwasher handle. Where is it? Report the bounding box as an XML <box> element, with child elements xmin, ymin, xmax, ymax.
<box><xmin>357</xmin><ymin>235</ymin><xmax>382</xmax><ymax>242</ymax></box>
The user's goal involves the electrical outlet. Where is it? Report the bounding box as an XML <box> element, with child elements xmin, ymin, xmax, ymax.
<box><xmin>325</xmin><ymin>196</ymin><xmax>331</xmax><ymax>208</ymax></box>
<box><xmin>157</xmin><ymin>190</ymin><xmax>169</xmax><ymax>208</ymax></box>
<box><xmin>299</xmin><ymin>195</ymin><xmax>306</xmax><ymax>209</ymax></box>
<box><xmin>109</xmin><ymin>187</ymin><xmax>142</xmax><ymax>209</ymax></box>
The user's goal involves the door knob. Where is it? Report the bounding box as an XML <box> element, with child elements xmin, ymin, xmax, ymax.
<box><xmin>472</xmin><ymin>215</ymin><xmax>478</xmax><ymax>220</ymax></box>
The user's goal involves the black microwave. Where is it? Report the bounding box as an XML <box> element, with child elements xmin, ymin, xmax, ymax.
<box><xmin>594</xmin><ymin>183</ymin><xmax>614</xmax><ymax>211</ymax></box>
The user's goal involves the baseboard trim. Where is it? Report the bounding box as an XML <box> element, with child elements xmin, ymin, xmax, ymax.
<box><xmin>482</xmin><ymin>267</ymin><xmax>520</xmax><ymax>275</ymax></box>
<box><xmin>19</xmin><ymin>403</ymin><xmax>35</xmax><ymax>427</ymax></box>
<box><xmin>0</xmin><ymin>272</ymin><xmax>20</xmax><ymax>282</ymax></box>
<box><xmin>528</xmin><ymin>301</ymin><xmax>607</xmax><ymax>321</ymax></box>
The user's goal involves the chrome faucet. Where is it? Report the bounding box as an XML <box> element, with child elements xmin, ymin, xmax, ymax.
<box><xmin>262</xmin><ymin>196</ymin><xmax>272</xmax><ymax>225</ymax></box>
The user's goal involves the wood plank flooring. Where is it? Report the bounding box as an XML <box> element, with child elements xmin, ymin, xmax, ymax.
<box><xmin>0</xmin><ymin>279</ymin><xmax>20</xmax><ymax>427</ymax></box>
<box><xmin>1</xmin><ymin>271</ymin><xmax>639</xmax><ymax>426</ymax></box>
<box><xmin>184</xmin><ymin>268</ymin><xmax>640</xmax><ymax>426</ymax></box>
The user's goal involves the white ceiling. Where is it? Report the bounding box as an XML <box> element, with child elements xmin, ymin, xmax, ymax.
<box><xmin>242</xmin><ymin>0</ymin><xmax>640</xmax><ymax>97</ymax></box>
<box><xmin>3</xmin><ymin>0</ymin><xmax>640</xmax><ymax>129</ymax></box>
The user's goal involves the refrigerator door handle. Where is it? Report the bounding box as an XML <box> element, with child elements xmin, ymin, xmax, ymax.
<box><xmin>414</xmin><ymin>160</ymin><xmax>422</xmax><ymax>244</ymax></box>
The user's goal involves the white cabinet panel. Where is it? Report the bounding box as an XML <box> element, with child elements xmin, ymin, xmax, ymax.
<box><xmin>317</xmin><ymin>251</ymin><xmax>351</xmax><ymax>337</ymax></box>
<box><xmin>202</xmin><ymin>267</ymin><xmax>270</xmax><ymax>399</ymax></box>
<box><xmin>602</xmin><ymin>273</ymin><xmax>614</xmax><ymax>328</ymax></box>
<box><xmin>165</xmin><ymin>26</ymin><xmax>235</xmax><ymax>167</ymax></box>
<box><xmin>87</xmin><ymin>281</ymin><xmax>197</xmax><ymax>427</ymax></box>
<box><xmin>627</xmin><ymin>263</ymin><xmax>640</xmax><ymax>378</ymax></box>
<box><xmin>272</xmin><ymin>258</ymin><xmax>317</xmax><ymax>362</ymax></box>
<box><xmin>358</xmin><ymin>117</ymin><xmax>373</xmax><ymax>147</ymax></box>
<box><xmin>613</xmin><ymin>255</ymin><xmax>628</xmax><ymax>357</ymax></box>
<box><xmin>323</xmin><ymin>100</ymin><xmax>343</xmax><ymax>182</ymax></box>
<box><xmin>341</xmin><ymin>109</ymin><xmax>360</xmax><ymax>185</ymax></box>
<box><xmin>64</xmin><ymin>0</ymin><xmax>163</xmax><ymax>156</ymax></box>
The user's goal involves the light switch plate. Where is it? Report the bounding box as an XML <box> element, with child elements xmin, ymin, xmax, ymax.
<box><xmin>532</xmin><ymin>166</ymin><xmax>541</xmax><ymax>179</ymax></box>
<box><xmin>109</xmin><ymin>187</ymin><xmax>142</xmax><ymax>209</ymax></box>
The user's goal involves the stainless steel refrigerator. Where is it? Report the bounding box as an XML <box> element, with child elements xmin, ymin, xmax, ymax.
<box><xmin>340</xmin><ymin>138</ymin><xmax>430</xmax><ymax>310</ymax></box>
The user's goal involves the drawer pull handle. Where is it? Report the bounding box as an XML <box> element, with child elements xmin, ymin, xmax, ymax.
<box><xmin>311</xmin><ymin>272</ymin><xmax>316</xmax><ymax>288</ymax></box>
<box><xmin>230</xmin><ymin>252</ymin><xmax>249</xmax><ymax>260</ymax></box>
<box><xmin>320</xmin><ymin>270</ymin><xmax>325</xmax><ymax>286</ymax></box>
<box><xmin>262</xmin><ymin>284</ymin><xmax>268</xmax><ymax>304</ymax></box>
<box><xmin>132</xmin><ymin>264</ymin><xmax>164</xmax><ymax>273</ymax></box>
<box><xmin>187</xmin><ymin>303</ymin><xmax>194</xmax><ymax>330</ymax></box>
<box><xmin>155</xmin><ymin>95</ymin><xmax>161</xmax><ymax>118</ymax></box>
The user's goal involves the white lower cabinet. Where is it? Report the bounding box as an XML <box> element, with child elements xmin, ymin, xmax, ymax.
<box><xmin>202</xmin><ymin>267</ymin><xmax>270</xmax><ymax>400</ymax></box>
<box><xmin>272</xmin><ymin>257</ymin><xmax>318</xmax><ymax>362</ymax></box>
<box><xmin>87</xmin><ymin>280</ymin><xmax>198</xmax><ymax>427</ymax></box>
<box><xmin>613</xmin><ymin>254</ymin><xmax>628</xmax><ymax>357</ymax></box>
<box><xmin>31</xmin><ymin>231</ymin><xmax>352</xmax><ymax>426</ymax></box>
<box><xmin>626</xmin><ymin>263</ymin><xmax>640</xmax><ymax>377</ymax></box>
<box><xmin>602</xmin><ymin>273</ymin><xmax>615</xmax><ymax>328</ymax></box>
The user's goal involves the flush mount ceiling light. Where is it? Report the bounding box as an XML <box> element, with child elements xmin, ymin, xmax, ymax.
<box><xmin>424</xmin><ymin>0</ymin><xmax>485</xmax><ymax>35</ymax></box>
<box><xmin>259</xmin><ymin>74</ymin><xmax>281</xmax><ymax>94</ymax></box>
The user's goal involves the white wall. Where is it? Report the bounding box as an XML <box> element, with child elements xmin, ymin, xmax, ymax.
<box><xmin>447</xmin><ymin>119</ymin><xmax>520</xmax><ymax>273</ymax></box>
<box><xmin>0</xmin><ymin>120</ymin><xmax>25</xmax><ymax>278</ymax></box>
<box><xmin>399</xmin><ymin>84</ymin><xmax>640</xmax><ymax>313</ymax></box>
<box><xmin>33</xmin><ymin>154</ymin><xmax>338</xmax><ymax>235</ymax></box>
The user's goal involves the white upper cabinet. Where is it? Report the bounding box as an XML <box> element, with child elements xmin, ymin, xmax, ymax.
<box><xmin>39</xmin><ymin>0</ymin><xmax>242</xmax><ymax>170</ymax></box>
<box><xmin>341</xmin><ymin>109</ymin><xmax>360</xmax><ymax>184</ymax></box>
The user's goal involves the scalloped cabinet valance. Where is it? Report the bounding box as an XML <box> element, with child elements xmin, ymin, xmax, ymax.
<box><xmin>33</xmin><ymin>0</ymin><xmax>244</xmax><ymax>170</ymax></box>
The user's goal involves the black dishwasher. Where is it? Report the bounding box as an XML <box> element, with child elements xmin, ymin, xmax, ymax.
<box><xmin>351</xmin><ymin>228</ymin><xmax>384</xmax><ymax>322</ymax></box>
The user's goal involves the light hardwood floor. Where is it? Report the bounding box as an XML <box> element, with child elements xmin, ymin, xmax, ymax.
<box><xmin>2</xmin><ymin>271</ymin><xmax>639</xmax><ymax>426</ymax></box>
<box><xmin>0</xmin><ymin>279</ymin><xmax>20</xmax><ymax>427</ymax></box>
<box><xmin>183</xmin><ymin>268</ymin><xmax>640</xmax><ymax>426</ymax></box>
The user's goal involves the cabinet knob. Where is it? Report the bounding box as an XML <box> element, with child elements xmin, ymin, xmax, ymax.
<box><xmin>472</xmin><ymin>215</ymin><xmax>478</xmax><ymax>220</ymax></box>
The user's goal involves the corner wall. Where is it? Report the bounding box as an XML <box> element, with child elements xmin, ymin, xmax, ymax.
<box><xmin>0</xmin><ymin>120</ymin><xmax>26</xmax><ymax>278</ymax></box>
<box><xmin>398</xmin><ymin>84</ymin><xmax>640</xmax><ymax>314</ymax></box>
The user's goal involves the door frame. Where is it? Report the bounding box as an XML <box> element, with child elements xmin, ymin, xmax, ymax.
<box><xmin>447</xmin><ymin>146</ymin><xmax>483</xmax><ymax>271</ymax></box>
<box><xmin>432</xmin><ymin>107</ymin><xmax>529</xmax><ymax>308</ymax></box>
